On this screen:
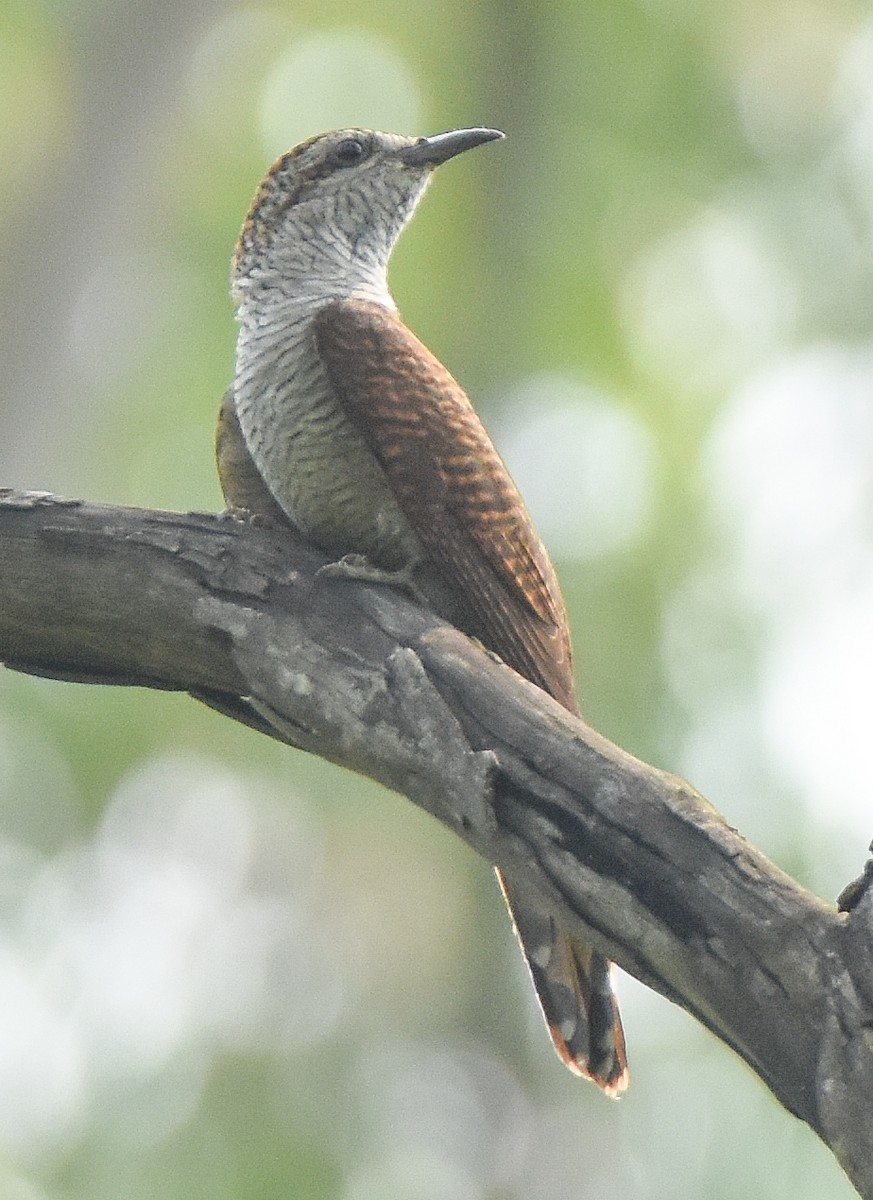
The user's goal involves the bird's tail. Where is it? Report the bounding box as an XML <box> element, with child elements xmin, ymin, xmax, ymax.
<box><xmin>496</xmin><ymin>868</ymin><xmax>629</xmax><ymax>1095</ymax></box>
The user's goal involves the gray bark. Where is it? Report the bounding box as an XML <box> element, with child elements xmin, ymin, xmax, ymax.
<box><xmin>1</xmin><ymin>489</ymin><xmax>871</xmax><ymax>1196</ymax></box>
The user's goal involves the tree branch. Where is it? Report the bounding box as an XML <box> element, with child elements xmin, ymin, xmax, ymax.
<box><xmin>1</xmin><ymin>489</ymin><xmax>871</xmax><ymax>1196</ymax></box>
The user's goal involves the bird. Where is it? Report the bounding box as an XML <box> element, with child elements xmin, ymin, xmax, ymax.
<box><xmin>216</xmin><ymin>126</ymin><xmax>628</xmax><ymax>1095</ymax></box>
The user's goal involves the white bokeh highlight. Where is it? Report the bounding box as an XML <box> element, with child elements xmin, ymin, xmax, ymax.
<box><xmin>700</xmin><ymin>344</ymin><xmax>873</xmax><ymax>837</ymax></box>
<box><xmin>705</xmin><ymin>344</ymin><xmax>873</xmax><ymax>612</ymax></box>
<box><xmin>259</xmin><ymin>28</ymin><xmax>422</xmax><ymax>161</ymax></box>
<box><xmin>496</xmin><ymin>372</ymin><xmax>656</xmax><ymax>561</ymax></box>
<box><xmin>348</xmin><ymin>1041</ymin><xmax>530</xmax><ymax>1199</ymax></box>
<box><xmin>761</xmin><ymin>577</ymin><xmax>873</xmax><ymax>834</ymax></box>
<box><xmin>0</xmin><ymin>754</ymin><xmax>344</xmax><ymax>1161</ymax></box>
<box><xmin>620</xmin><ymin>207</ymin><xmax>798</xmax><ymax>392</ymax></box>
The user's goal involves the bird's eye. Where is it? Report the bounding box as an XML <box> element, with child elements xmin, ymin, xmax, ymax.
<box><xmin>331</xmin><ymin>137</ymin><xmax>367</xmax><ymax>167</ymax></box>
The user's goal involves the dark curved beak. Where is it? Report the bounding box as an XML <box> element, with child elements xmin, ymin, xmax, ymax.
<box><xmin>400</xmin><ymin>128</ymin><xmax>505</xmax><ymax>167</ymax></box>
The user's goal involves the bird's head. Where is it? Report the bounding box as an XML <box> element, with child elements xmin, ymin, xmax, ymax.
<box><xmin>232</xmin><ymin>127</ymin><xmax>504</xmax><ymax>307</ymax></box>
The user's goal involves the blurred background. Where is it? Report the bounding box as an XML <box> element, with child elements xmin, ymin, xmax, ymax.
<box><xmin>1</xmin><ymin>0</ymin><xmax>872</xmax><ymax>1196</ymax></box>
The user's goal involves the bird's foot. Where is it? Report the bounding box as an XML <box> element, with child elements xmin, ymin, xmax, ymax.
<box><xmin>217</xmin><ymin>505</ymin><xmax>284</xmax><ymax>528</ymax></box>
<box><xmin>217</xmin><ymin>504</ymin><xmax>251</xmax><ymax>523</ymax></box>
<box><xmin>317</xmin><ymin>554</ymin><xmax>429</xmax><ymax>606</ymax></box>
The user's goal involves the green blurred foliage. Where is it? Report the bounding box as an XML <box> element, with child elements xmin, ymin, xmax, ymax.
<box><xmin>1</xmin><ymin>0</ymin><xmax>871</xmax><ymax>1196</ymax></box>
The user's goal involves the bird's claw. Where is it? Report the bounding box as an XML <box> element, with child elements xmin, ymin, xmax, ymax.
<box><xmin>316</xmin><ymin>555</ymin><xmax>428</xmax><ymax>605</ymax></box>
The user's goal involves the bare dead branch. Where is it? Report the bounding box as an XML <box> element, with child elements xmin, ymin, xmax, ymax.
<box><xmin>1</xmin><ymin>489</ymin><xmax>871</xmax><ymax>1196</ymax></box>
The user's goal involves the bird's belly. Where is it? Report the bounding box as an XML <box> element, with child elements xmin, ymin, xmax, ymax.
<box><xmin>236</xmin><ymin>366</ymin><xmax>421</xmax><ymax>571</ymax></box>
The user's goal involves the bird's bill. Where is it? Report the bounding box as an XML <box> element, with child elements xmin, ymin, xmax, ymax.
<box><xmin>400</xmin><ymin>127</ymin><xmax>505</xmax><ymax>167</ymax></box>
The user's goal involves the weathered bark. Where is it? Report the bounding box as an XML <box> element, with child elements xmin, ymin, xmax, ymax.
<box><xmin>1</xmin><ymin>489</ymin><xmax>871</xmax><ymax>1196</ymax></box>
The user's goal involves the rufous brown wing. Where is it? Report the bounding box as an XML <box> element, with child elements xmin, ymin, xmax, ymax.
<box><xmin>313</xmin><ymin>298</ymin><xmax>629</xmax><ymax>1094</ymax></box>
